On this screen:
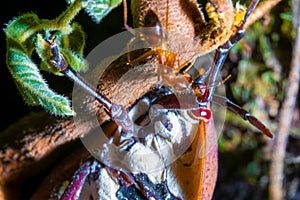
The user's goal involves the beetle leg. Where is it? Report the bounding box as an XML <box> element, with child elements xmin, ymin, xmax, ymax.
<box><xmin>202</xmin><ymin>0</ymin><xmax>260</xmax><ymax>102</ymax></box>
<box><xmin>122</xmin><ymin>0</ymin><xmax>132</xmax><ymax>31</ymax></box>
<box><xmin>48</xmin><ymin>39</ymin><xmax>134</xmax><ymax>133</ymax></box>
<box><xmin>194</xmin><ymin>0</ymin><xmax>273</xmax><ymax>138</ymax></box>
<box><xmin>60</xmin><ymin>160</ymin><xmax>100</xmax><ymax>200</ymax></box>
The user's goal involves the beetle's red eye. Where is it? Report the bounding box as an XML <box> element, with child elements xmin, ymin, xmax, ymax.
<box><xmin>190</xmin><ymin>107</ymin><xmax>211</xmax><ymax>120</ymax></box>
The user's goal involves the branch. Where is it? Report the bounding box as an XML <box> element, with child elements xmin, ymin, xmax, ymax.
<box><xmin>269</xmin><ymin>0</ymin><xmax>300</xmax><ymax>199</ymax></box>
<box><xmin>245</xmin><ymin>0</ymin><xmax>282</xmax><ymax>29</ymax></box>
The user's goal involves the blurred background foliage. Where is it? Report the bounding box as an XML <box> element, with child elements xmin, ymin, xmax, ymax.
<box><xmin>215</xmin><ymin>0</ymin><xmax>300</xmax><ymax>199</ymax></box>
<box><xmin>0</xmin><ymin>0</ymin><xmax>298</xmax><ymax>199</ymax></box>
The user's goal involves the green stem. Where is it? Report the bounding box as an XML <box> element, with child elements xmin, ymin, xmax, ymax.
<box><xmin>16</xmin><ymin>1</ymin><xmax>83</xmax><ymax>44</ymax></box>
<box><xmin>55</xmin><ymin>0</ymin><xmax>83</xmax><ymax>26</ymax></box>
<box><xmin>37</xmin><ymin>0</ymin><xmax>83</xmax><ymax>36</ymax></box>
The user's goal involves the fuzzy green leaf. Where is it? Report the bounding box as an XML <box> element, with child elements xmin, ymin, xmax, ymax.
<box><xmin>61</xmin><ymin>48</ymin><xmax>88</xmax><ymax>72</ymax></box>
<box><xmin>6</xmin><ymin>46</ymin><xmax>74</xmax><ymax>116</ymax></box>
<box><xmin>4</xmin><ymin>1</ymin><xmax>88</xmax><ymax>117</ymax></box>
<box><xmin>79</xmin><ymin>0</ymin><xmax>122</xmax><ymax>23</ymax></box>
<box><xmin>62</xmin><ymin>22</ymin><xmax>86</xmax><ymax>55</ymax></box>
<box><xmin>5</xmin><ymin>13</ymin><xmax>41</xmax><ymax>53</ymax></box>
<box><xmin>60</xmin><ymin>22</ymin><xmax>88</xmax><ymax>72</ymax></box>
